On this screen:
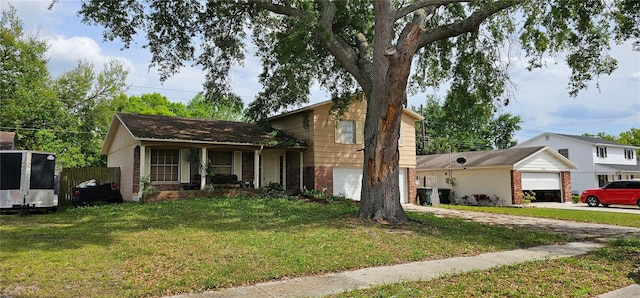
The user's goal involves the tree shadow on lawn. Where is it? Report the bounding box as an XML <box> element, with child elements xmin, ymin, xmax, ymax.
<box><xmin>0</xmin><ymin>197</ymin><xmax>568</xmax><ymax>255</ymax></box>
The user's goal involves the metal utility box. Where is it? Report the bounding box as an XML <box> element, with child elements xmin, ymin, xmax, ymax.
<box><xmin>0</xmin><ymin>151</ymin><xmax>57</xmax><ymax>211</ymax></box>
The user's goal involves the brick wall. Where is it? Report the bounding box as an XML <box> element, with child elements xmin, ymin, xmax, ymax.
<box><xmin>561</xmin><ymin>171</ymin><xmax>572</xmax><ymax>202</ymax></box>
<box><xmin>407</xmin><ymin>168</ymin><xmax>417</xmax><ymax>204</ymax></box>
<box><xmin>510</xmin><ymin>170</ymin><xmax>522</xmax><ymax>204</ymax></box>
<box><xmin>133</xmin><ymin>146</ymin><xmax>140</xmax><ymax>194</ymax></box>
<box><xmin>313</xmin><ymin>166</ymin><xmax>333</xmax><ymax>193</ymax></box>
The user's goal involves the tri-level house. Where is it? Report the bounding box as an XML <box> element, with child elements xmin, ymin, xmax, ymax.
<box><xmin>516</xmin><ymin>133</ymin><xmax>640</xmax><ymax>193</ymax></box>
<box><xmin>101</xmin><ymin>99</ymin><xmax>422</xmax><ymax>202</ymax></box>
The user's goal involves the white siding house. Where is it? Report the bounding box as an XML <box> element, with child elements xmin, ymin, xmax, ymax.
<box><xmin>416</xmin><ymin>146</ymin><xmax>577</xmax><ymax>205</ymax></box>
<box><xmin>516</xmin><ymin>133</ymin><xmax>640</xmax><ymax>193</ymax></box>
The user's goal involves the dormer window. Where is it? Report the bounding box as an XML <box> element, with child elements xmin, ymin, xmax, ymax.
<box><xmin>624</xmin><ymin>148</ymin><xmax>635</xmax><ymax>160</ymax></box>
<box><xmin>596</xmin><ymin>146</ymin><xmax>607</xmax><ymax>158</ymax></box>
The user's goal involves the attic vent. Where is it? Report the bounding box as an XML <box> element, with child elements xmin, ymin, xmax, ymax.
<box><xmin>545</xmin><ymin>135</ymin><xmax>550</xmax><ymax>141</ymax></box>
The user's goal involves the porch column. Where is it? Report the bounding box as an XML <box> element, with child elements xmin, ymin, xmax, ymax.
<box><xmin>138</xmin><ymin>145</ymin><xmax>146</xmax><ymax>200</ymax></box>
<box><xmin>299</xmin><ymin>152</ymin><xmax>304</xmax><ymax>190</ymax></box>
<box><xmin>254</xmin><ymin>149</ymin><xmax>260</xmax><ymax>188</ymax></box>
<box><xmin>200</xmin><ymin>148</ymin><xmax>207</xmax><ymax>189</ymax></box>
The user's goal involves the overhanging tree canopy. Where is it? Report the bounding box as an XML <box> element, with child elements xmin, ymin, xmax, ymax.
<box><xmin>76</xmin><ymin>0</ymin><xmax>639</xmax><ymax>222</ymax></box>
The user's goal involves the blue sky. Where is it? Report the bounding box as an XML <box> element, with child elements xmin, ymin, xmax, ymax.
<box><xmin>4</xmin><ymin>1</ymin><xmax>639</xmax><ymax>143</ymax></box>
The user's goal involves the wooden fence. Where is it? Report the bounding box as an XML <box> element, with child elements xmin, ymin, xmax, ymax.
<box><xmin>59</xmin><ymin>167</ymin><xmax>121</xmax><ymax>207</ymax></box>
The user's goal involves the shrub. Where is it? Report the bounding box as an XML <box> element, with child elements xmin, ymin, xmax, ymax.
<box><xmin>571</xmin><ymin>195</ymin><xmax>581</xmax><ymax>204</ymax></box>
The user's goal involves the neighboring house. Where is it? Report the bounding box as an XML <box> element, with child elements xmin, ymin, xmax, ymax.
<box><xmin>101</xmin><ymin>100</ymin><xmax>422</xmax><ymax>203</ymax></box>
<box><xmin>517</xmin><ymin>133</ymin><xmax>640</xmax><ymax>193</ymax></box>
<box><xmin>416</xmin><ymin>146</ymin><xmax>577</xmax><ymax>205</ymax></box>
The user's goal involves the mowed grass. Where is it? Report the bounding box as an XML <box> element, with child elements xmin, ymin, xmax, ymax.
<box><xmin>440</xmin><ymin>204</ymin><xmax>640</xmax><ymax>228</ymax></box>
<box><xmin>332</xmin><ymin>237</ymin><xmax>640</xmax><ymax>298</ymax></box>
<box><xmin>1</xmin><ymin>197</ymin><xmax>569</xmax><ymax>298</ymax></box>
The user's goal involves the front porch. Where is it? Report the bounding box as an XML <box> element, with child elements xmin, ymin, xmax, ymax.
<box><xmin>131</xmin><ymin>144</ymin><xmax>306</xmax><ymax>201</ymax></box>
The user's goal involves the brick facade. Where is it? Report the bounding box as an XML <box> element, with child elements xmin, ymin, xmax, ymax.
<box><xmin>309</xmin><ymin>166</ymin><xmax>332</xmax><ymax>193</ymax></box>
<box><xmin>407</xmin><ymin>168</ymin><xmax>417</xmax><ymax>204</ymax></box>
<box><xmin>561</xmin><ymin>171</ymin><xmax>571</xmax><ymax>202</ymax></box>
<box><xmin>133</xmin><ymin>146</ymin><xmax>140</xmax><ymax>194</ymax></box>
<box><xmin>510</xmin><ymin>170</ymin><xmax>523</xmax><ymax>204</ymax></box>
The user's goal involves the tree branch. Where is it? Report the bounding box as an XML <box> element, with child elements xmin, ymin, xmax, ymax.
<box><xmin>417</xmin><ymin>0</ymin><xmax>523</xmax><ymax>48</ymax></box>
<box><xmin>395</xmin><ymin>0</ymin><xmax>470</xmax><ymax>21</ymax></box>
<box><xmin>314</xmin><ymin>0</ymin><xmax>371</xmax><ymax>89</ymax></box>
<box><xmin>248</xmin><ymin>0</ymin><xmax>310</xmax><ymax>20</ymax></box>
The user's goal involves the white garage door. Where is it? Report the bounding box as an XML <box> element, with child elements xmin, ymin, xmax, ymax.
<box><xmin>521</xmin><ymin>172</ymin><xmax>561</xmax><ymax>190</ymax></box>
<box><xmin>333</xmin><ymin>168</ymin><xmax>407</xmax><ymax>203</ymax></box>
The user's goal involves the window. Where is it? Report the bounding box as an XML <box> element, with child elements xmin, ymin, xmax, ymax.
<box><xmin>596</xmin><ymin>146</ymin><xmax>607</xmax><ymax>158</ymax></box>
<box><xmin>208</xmin><ymin>151</ymin><xmax>233</xmax><ymax>175</ymax></box>
<box><xmin>597</xmin><ymin>175</ymin><xmax>609</xmax><ymax>187</ymax></box>
<box><xmin>335</xmin><ymin>120</ymin><xmax>362</xmax><ymax>145</ymax></box>
<box><xmin>624</xmin><ymin>148</ymin><xmax>635</xmax><ymax>160</ymax></box>
<box><xmin>150</xmin><ymin>149</ymin><xmax>180</xmax><ymax>182</ymax></box>
<box><xmin>558</xmin><ymin>149</ymin><xmax>569</xmax><ymax>159</ymax></box>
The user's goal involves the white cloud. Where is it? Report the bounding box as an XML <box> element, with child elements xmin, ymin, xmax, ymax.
<box><xmin>629</xmin><ymin>72</ymin><xmax>640</xmax><ymax>81</ymax></box>
<box><xmin>45</xmin><ymin>35</ymin><xmax>133</xmax><ymax>72</ymax></box>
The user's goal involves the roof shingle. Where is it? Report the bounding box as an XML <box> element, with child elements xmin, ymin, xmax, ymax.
<box><xmin>116</xmin><ymin>113</ymin><xmax>307</xmax><ymax>148</ymax></box>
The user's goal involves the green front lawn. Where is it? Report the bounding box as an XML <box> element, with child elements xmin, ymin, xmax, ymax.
<box><xmin>1</xmin><ymin>197</ymin><xmax>569</xmax><ymax>297</ymax></box>
<box><xmin>440</xmin><ymin>204</ymin><xmax>640</xmax><ymax>228</ymax></box>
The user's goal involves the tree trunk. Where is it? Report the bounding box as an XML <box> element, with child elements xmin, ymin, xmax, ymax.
<box><xmin>357</xmin><ymin>0</ymin><xmax>422</xmax><ymax>222</ymax></box>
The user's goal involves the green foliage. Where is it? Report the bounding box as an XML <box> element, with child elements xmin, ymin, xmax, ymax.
<box><xmin>415</xmin><ymin>95</ymin><xmax>521</xmax><ymax>154</ymax></box>
<box><xmin>572</xmin><ymin>195</ymin><xmax>581</xmax><ymax>204</ymax></box>
<box><xmin>111</xmin><ymin>92</ymin><xmax>245</xmax><ymax>121</ymax></box>
<box><xmin>0</xmin><ymin>6</ymin><xmax>129</xmax><ymax>169</ymax></box>
<box><xmin>139</xmin><ymin>176</ymin><xmax>158</xmax><ymax>202</ymax></box>
<box><xmin>521</xmin><ymin>191</ymin><xmax>537</xmax><ymax>205</ymax></box>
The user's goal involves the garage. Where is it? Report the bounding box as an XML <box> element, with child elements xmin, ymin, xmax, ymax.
<box><xmin>333</xmin><ymin>168</ymin><xmax>408</xmax><ymax>203</ymax></box>
<box><xmin>521</xmin><ymin>172</ymin><xmax>562</xmax><ymax>202</ymax></box>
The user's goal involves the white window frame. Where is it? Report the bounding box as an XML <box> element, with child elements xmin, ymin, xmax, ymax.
<box><xmin>150</xmin><ymin>149</ymin><xmax>180</xmax><ymax>182</ymax></box>
<box><xmin>624</xmin><ymin>148</ymin><xmax>634</xmax><ymax>160</ymax></box>
<box><xmin>596</xmin><ymin>146</ymin><xmax>607</xmax><ymax>158</ymax></box>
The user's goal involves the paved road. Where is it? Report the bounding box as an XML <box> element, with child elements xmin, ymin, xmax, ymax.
<box><xmin>532</xmin><ymin>201</ymin><xmax>640</xmax><ymax>215</ymax></box>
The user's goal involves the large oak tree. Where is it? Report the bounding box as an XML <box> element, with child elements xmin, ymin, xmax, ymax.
<box><xmin>77</xmin><ymin>0</ymin><xmax>638</xmax><ymax>222</ymax></box>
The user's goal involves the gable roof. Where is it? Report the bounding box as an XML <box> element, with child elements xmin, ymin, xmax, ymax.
<box><xmin>417</xmin><ymin>146</ymin><xmax>576</xmax><ymax>170</ymax></box>
<box><xmin>102</xmin><ymin>113</ymin><xmax>307</xmax><ymax>153</ymax></box>
<box><xmin>267</xmin><ymin>99</ymin><xmax>424</xmax><ymax>121</ymax></box>
<box><xmin>520</xmin><ymin>132</ymin><xmax>638</xmax><ymax>148</ymax></box>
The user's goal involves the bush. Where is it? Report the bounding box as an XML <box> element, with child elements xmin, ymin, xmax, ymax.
<box><xmin>571</xmin><ymin>195</ymin><xmax>581</xmax><ymax>204</ymax></box>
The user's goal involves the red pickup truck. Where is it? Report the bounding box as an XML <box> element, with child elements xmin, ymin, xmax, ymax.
<box><xmin>581</xmin><ymin>180</ymin><xmax>640</xmax><ymax>207</ymax></box>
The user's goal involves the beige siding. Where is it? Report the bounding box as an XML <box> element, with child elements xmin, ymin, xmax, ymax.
<box><xmin>105</xmin><ymin>123</ymin><xmax>139</xmax><ymax>201</ymax></box>
<box><xmin>311</xmin><ymin>101</ymin><xmax>367</xmax><ymax>167</ymax></box>
<box><xmin>270</xmin><ymin>111</ymin><xmax>315</xmax><ymax>166</ymax></box>
<box><xmin>515</xmin><ymin>154</ymin><xmax>569</xmax><ymax>171</ymax></box>
<box><xmin>271</xmin><ymin>100</ymin><xmax>418</xmax><ymax>169</ymax></box>
<box><xmin>399</xmin><ymin>114</ymin><xmax>417</xmax><ymax>168</ymax></box>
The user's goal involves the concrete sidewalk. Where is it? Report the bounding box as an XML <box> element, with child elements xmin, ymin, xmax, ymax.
<box><xmin>169</xmin><ymin>205</ymin><xmax>640</xmax><ymax>298</ymax></box>
<box><xmin>170</xmin><ymin>242</ymin><xmax>604</xmax><ymax>298</ymax></box>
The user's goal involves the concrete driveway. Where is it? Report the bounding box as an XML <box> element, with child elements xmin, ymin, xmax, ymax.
<box><xmin>532</xmin><ymin>202</ymin><xmax>640</xmax><ymax>215</ymax></box>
